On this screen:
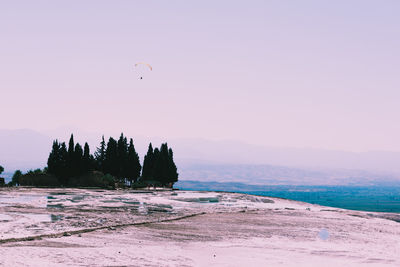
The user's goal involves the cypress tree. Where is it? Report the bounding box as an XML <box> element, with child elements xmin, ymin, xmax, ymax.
<box><xmin>142</xmin><ymin>143</ymin><xmax>154</xmax><ymax>180</ymax></box>
<box><xmin>126</xmin><ymin>138</ymin><xmax>141</xmax><ymax>185</ymax></box>
<box><xmin>104</xmin><ymin>137</ymin><xmax>118</xmax><ymax>177</ymax></box>
<box><xmin>59</xmin><ymin>142</ymin><xmax>68</xmax><ymax>185</ymax></box>
<box><xmin>74</xmin><ymin>143</ymin><xmax>84</xmax><ymax>175</ymax></box>
<box><xmin>117</xmin><ymin>133</ymin><xmax>128</xmax><ymax>182</ymax></box>
<box><xmin>83</xmin><ymin>142</ymin><xmax>92</xmax><ymax>173</ymax></box>
<box><xmin>158</xmin><ymin>143</ymin><xmax>170</xmax><ymax>186</ymax></box>
<box><xmin>47</xmin><ymin>140</ymin><xmax>60</xmax><ymax>175</ymax></box>
<box><xmin>94</xmin><ymin>135</ymin><xmax>106</xmax><ymax>172</ymax></box>
<box><xmin>152</xmin><ymin>147</ymin><xmax>163</xmax><ymax>184</ymax></box>
<box><xmin>168</xmin><ymin>148</ymin><xmax>179</xmax><ymax>184</ymax></box>
<box><xmin>67</xmin><ymin>134</ymin><xmax>75</xmax><ymax>159</ymax></box>
<box><xmin>67</xmin><ymin>134</ymin><xmax>75</xmax><ymax>177</ymax></box>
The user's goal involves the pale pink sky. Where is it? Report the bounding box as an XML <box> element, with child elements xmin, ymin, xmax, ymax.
<box><xmin>1</xmin><ymin>1</ymin><xmax>400</xmax><ymax>152</ymax></box>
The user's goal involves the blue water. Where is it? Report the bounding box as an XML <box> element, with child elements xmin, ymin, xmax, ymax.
<box><xmin>242</xmin><ymin>187</ymin><xmax>400</xmax><ymax>213</ymax></box>
<box><xmin>176</xmin><ymin>181</ymin><xmax>400</xmax><ymax>213</ymax></box>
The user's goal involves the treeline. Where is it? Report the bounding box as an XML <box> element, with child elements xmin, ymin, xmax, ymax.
<box><xmin>6</xmin><ymin>133</ymin><xmax>178</xmax><ymax>188</ymax></box>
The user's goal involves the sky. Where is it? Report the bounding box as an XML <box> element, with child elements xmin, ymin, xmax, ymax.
<box><xmin>1</xmin><ymin>0</ymin><xmax>400</xmax><ymax>152</ymax></box>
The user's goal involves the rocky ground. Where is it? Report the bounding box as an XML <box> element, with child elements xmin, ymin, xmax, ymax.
<box><xmin>0</xmin><ymin>188</ymin><xmax>399</xmax><ymax>266</ymax></box>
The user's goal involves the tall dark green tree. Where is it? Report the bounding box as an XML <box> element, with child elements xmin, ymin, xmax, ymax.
<box><xmin>67</xmin><ymin>134</ymin><xmax>75</xmax><ymax>159</ymax></box>
<box><xmin>104</xmin><ymin>137</ymin><xmax>119</xmax><ymax>177</ymax></box>
<box><xmin>0</xmin><ymin>165</ymin><xmax>4</xmax><ymax>175</ymax></box>
<box><xmin>152</xmin><ymin>147</ymin><xmax>163</xmax><ymax>184</ymax></box>
<box><xmin>59</xmin><ymin>142</ymin><xmax>68</xmax><ymax>184</ymax></box>
<box><xmin>67</xmin><ymin>134</ymin><xmax>75</xmax><ymax>177</ymax></box>
<box><xmin>126</xmin><ymin>138</ymin><xmax>141</xmax><ymax>185</ymax></box>
<box><xmin>168</xmin><ymin>148</ymin><xmax>179</xmax><ymax>184</ymax></box>
<box><xmin>117</xmin><ymin>133</ymin><xmax>128</xmax><ymax>182</ymax></box>
<box><xmin>141</xmin><ymin>143</ymin><xmax>154</xmax><ymax>180</ymax></box>
<box><xmin>83</xmin><ymin>142</ymin><xmax>92</xmax><ymax>173</ymax></box>
<box><xmin>94</xmin><ymin>135</ymin><xmax>106</xmax><ymax>172</ymax></box>
<box><xmin>47</xmin><ymin>140</ymin><xmax>61</xmax><ymax>176</ymax></box>
<box><xmin>47</xmin><ymin>140</ymin><xmax>70</xmax><ymax>182</ymax></box>
<box><xmin>74</xmin><ymin>143</ymin><xmax>84</xmax><ymax>175</ymax></box>
<box><xmin>158</xmin><ymin>143</ymin><xmax>171</xmax><ymax>185</ymax></box>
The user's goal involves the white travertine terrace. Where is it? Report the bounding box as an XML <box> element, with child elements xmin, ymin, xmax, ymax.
<box><xmin>0</xmin><ymin>188</ymin><xmax>399</xmax><ymax>266</ymax></box>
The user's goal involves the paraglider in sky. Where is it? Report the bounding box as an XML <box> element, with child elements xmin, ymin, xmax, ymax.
<box><xmin>135</xmin><ymin>62</ymin><xmax>152</xmax><ymax>71</ymax></box>
<box><xmin>134</xmin><ymin>62</ymin><xmax>152</xmax><ymax>79</ymax></box>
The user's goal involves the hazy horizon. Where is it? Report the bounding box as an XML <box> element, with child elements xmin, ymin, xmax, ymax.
<box><xmin>2</xmin><ymin>128</ymin><xmax>400</xmax><ymax>187</ymax></box>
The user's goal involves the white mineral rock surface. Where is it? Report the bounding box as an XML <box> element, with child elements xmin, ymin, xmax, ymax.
<box><xmin>0</xmin><ymin>188</ymin><xmax>399</xmax><ymax>266</ymax></box>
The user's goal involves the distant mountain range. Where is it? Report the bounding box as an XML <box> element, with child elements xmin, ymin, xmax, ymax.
<box><xmin>176</xmin><ymin>162</ymin><xmax>400</xmax><ymax>186</ymax></box>
<box><xmin>1</xmin><ymin>128</ymin><xmax>400</xmax><ymax>186</ymax></box>
<box><xmin>175</xmin><ymin>180</ymin><xmax>400</xmax><ymax>193</ymax></box>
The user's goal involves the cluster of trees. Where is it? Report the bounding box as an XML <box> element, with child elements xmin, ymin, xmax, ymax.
<box><xmin>94</xmin><ymin>135</ymin><xmax>141</xmax><ymax>185</ymax></box>
<box><xmin>47</xmin><ymin>135</ymin><xmax>94</xmax><ymax>185</ymax></box>
<box><xmin>0</xmin><ymin>134</ymin><xmax>179</xmax><ymax>188</ymax></box>
<box><xmin>142</xmin><ymin>143</ymin><xmax>178</xmax><ymax>185</ymax></box>
<box><xmin>45</xmin><ymin>133</ymin><xmax>178</xmax><ymax>187</ymax></box>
